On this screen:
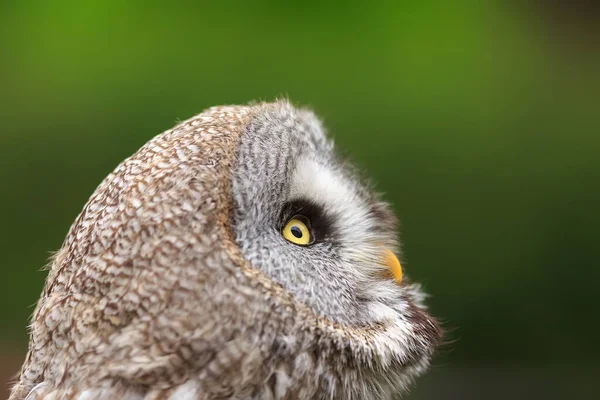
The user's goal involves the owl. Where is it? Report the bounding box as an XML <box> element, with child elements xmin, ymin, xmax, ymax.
<box><xmin>10</xmin><ymin>100</ymin><xmax>441</xmax><ymax>400</ymax></box>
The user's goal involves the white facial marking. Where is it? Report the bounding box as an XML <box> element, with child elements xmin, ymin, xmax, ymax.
<box><xmin>290</xmin><ymin>156</ymin><xmax>408</xmax><ymax>325</ymax></box>
<box><xmin>290</xmin><ymin>157</ymin><xmax>374</xmax><ymax>245</ymax></box>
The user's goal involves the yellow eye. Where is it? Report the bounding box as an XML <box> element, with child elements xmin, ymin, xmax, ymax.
<box><xmin>282</xmin><ymin>217</ymin><xmax>312</xmax><ymax>245</ymax></box>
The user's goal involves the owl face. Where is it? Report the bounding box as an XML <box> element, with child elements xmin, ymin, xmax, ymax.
<box><xmin>231</xmin><ymin>105</ymin><xmax>420</xmax><ymax>326</ymax></box>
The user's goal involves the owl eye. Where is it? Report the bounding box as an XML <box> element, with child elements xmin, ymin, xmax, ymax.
<box><xmin>282</xmin><ymin>216</ymin><xmax>313</xmax><ymax>246</ymax></box>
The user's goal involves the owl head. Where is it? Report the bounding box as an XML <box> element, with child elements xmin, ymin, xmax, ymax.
<box><xmin>12</xmin><ymin>100</ymin><xmax>441</xmax><ymax>400</ymax></box>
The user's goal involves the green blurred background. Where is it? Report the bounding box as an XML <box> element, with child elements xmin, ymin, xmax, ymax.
<box><xmin>1</xmin><ymin>1</ymin><xmax>599</xmax><ymax>398</ymax></box>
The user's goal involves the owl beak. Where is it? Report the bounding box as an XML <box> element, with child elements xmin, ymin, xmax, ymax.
<box><xmin>383</xmin><ymin>249</ymin><xmax>403</xmax><ymax>284</ymax></box>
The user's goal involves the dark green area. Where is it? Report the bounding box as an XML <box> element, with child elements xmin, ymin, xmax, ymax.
<box><xmin>1</xmin><ymin>1</ymin><xmax>598</xmax><ymax>398</ymax></box>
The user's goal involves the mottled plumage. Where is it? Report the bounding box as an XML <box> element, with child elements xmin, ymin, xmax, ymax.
<box><xmin>11</xmin><ymin>101</ymin><xmax>441</xmax><ymax>400</ymax></box>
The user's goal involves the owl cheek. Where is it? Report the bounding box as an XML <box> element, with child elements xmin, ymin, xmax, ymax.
<box><xmin>292</xmin><ymin>270</ymin><xmax>307</xmax><ymax>283</ymax></box>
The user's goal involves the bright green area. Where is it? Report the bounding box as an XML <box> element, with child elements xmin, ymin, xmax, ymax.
<box><xmin>1</xmin><ymin>1</ymin><xmax>598</xmax><ymax>398</ymax></box>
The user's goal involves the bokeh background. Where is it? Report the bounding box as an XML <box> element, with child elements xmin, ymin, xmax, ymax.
<box><xmin>1</xmin><ymin>1</ymin><xmax>599</xmax><ymax>399</ymax></box>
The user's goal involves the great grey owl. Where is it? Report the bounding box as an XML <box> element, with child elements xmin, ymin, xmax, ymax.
<box><xmin>10</xmin><ymin>100</ymin><xmax>441</xmax><ymax>400</ymax></box>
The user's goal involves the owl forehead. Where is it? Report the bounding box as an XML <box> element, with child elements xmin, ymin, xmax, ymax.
<box><xmin>289</xmin><ymin>157</ymin><xmax>376</xmax><ymax>241</ymax></box>
<box><xmin>232</xmin><ymin>103</ymin><xmax>386</xmax><ymax>244</ymax></box>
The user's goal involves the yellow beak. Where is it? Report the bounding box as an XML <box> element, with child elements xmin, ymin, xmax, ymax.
<box><xmin>383</xmin><ymin>249</ymin><xmax>403</xmax><ymax>284</ymax></box>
